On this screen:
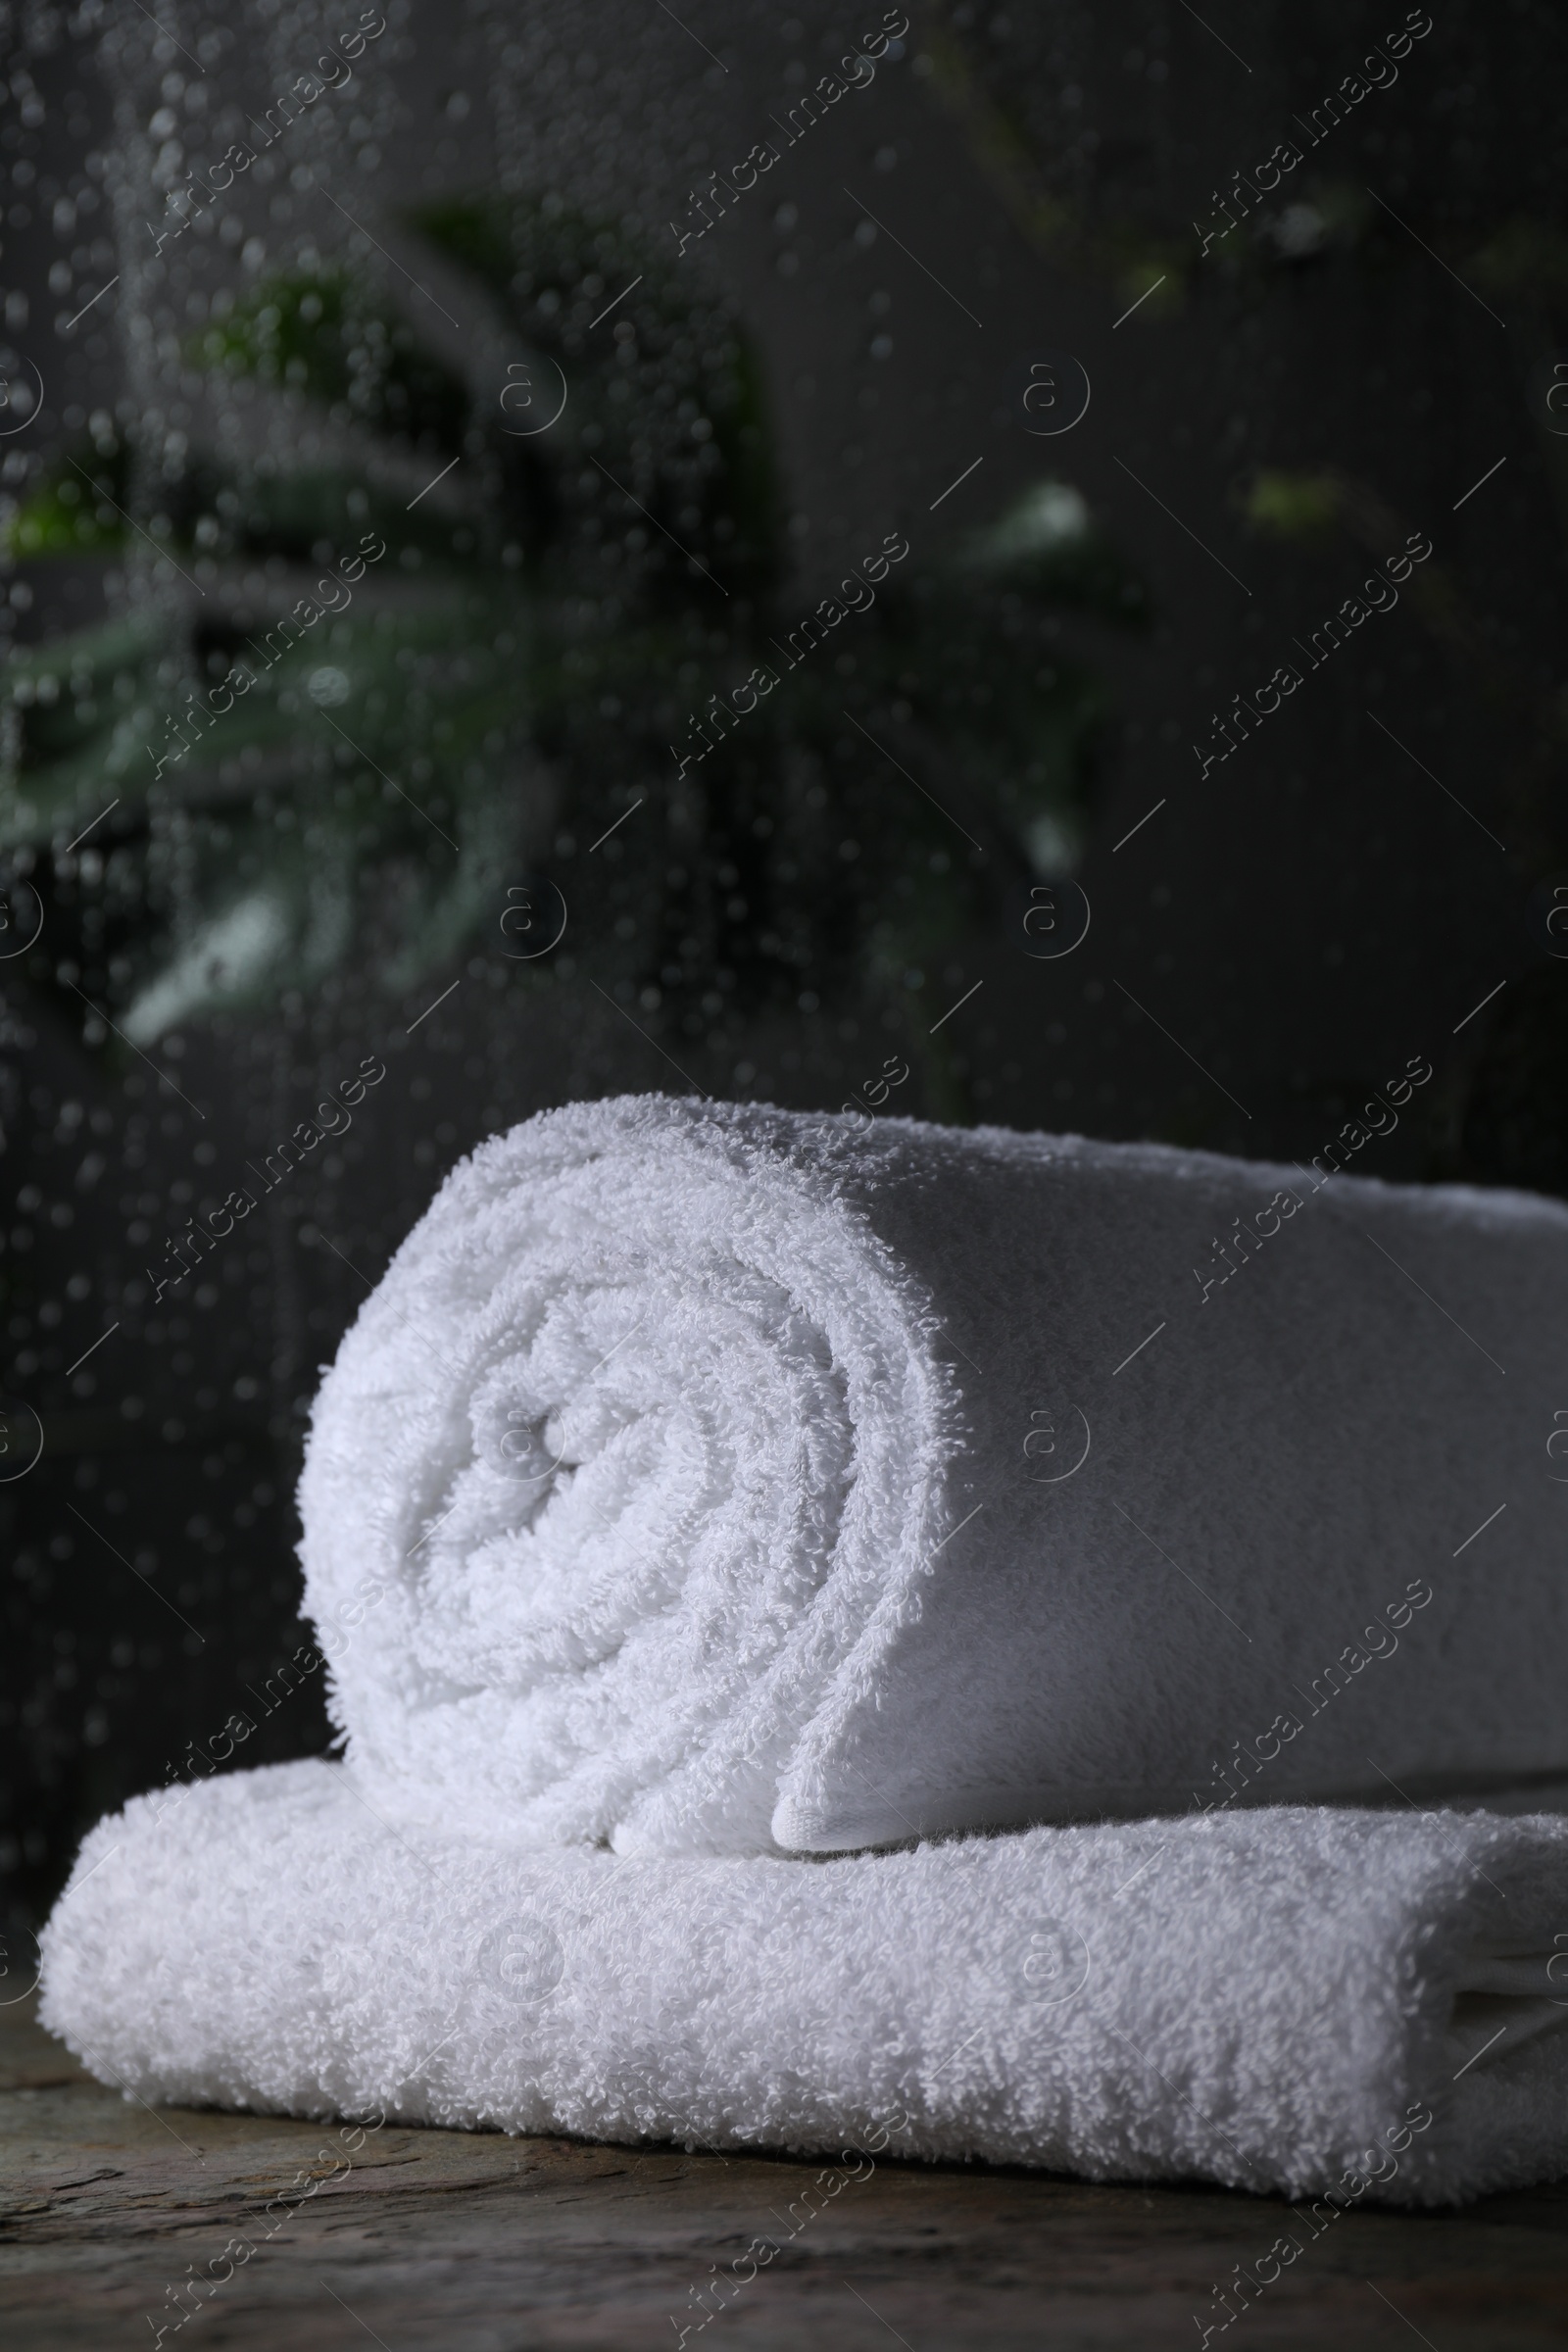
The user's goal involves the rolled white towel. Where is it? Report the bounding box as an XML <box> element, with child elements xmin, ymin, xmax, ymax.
<box><xmin>300</xmin><ymin>1094</ymin><xmax>1568</xmax><ymax>1854</ymax></box>
<box><xmin>37</xmin><ymin>1758</ymin><xmax>1568</xmax><ymax>2208</ymax></box>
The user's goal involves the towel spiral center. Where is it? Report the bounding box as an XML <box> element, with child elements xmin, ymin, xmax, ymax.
<box><xmin>300</xmin><ymin>1110</ymin><xmax>954</xmax><ymax>1851</ymax></box>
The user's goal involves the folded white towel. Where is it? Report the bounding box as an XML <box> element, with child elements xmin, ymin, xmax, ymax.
<box><xmin>38</xmin><ymin>1759</ymin><xmax>1568</xmax><ymax>2208</ymax></box>
<box><xmin>298</xmin><ymin>1094</ymin><xmax>1568</xmax><ymax>1854</ymax></box>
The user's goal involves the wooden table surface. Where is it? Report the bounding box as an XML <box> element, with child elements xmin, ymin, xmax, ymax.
<box><xmin>3</xmin><ymin>1992</ymin><xmax>1566</xmax><ymax>2350</ymax></box>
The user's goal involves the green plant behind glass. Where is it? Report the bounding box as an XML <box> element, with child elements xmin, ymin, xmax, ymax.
<box><xmin>1</xmin><ymin>193</ymin><xmax>1146</xmax><ymax>1106</ymax></box>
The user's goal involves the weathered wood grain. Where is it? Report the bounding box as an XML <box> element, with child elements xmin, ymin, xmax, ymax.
<box><xmin>3</xmin><ymin>1994</ymin><xmax>1566</xmax><ymax>2349</ymax></box>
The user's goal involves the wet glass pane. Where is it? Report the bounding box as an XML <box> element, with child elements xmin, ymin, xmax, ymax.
<box><xmin>0</xmin><ymin>0</ymin><xmax>1559</xmax><ymax>1934</ymax></box>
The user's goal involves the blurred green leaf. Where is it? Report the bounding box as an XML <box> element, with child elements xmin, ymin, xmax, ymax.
<box><xmin>191</xmin><ymin>268</ymin><xmax>470</xmax><ymax>453</ymax></box>
<box><xmin>3</xmin><ymin>190</ymin><xmax>1149</xmax><ymax>1070</ymax></box>
<box><xmin>1242</xmin><ymin>466</ymin><xmax>1344</xmax><ymax>541</ymax></box>
<box><xmin>5</xmin><ymin>434</ymin><xmax>130</xmax><ymax>558</ymax></box>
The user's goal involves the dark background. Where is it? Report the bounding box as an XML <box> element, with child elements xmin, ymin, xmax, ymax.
<box><xmin>2</xmin><ymin>0</ymin><xmax>1566</xmax><ymax>1963</ymax></box>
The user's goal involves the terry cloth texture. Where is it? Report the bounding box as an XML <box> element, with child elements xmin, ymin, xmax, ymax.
<box><xmin>295</xmin><ymin>1094</ymin><xmax>1568</xmax><ymax>1855</ymax></box>
<box><xmin>37</xmin><ymin>1759</ymin><xmax>1568</xmax><ymax>2209</ymax></box>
